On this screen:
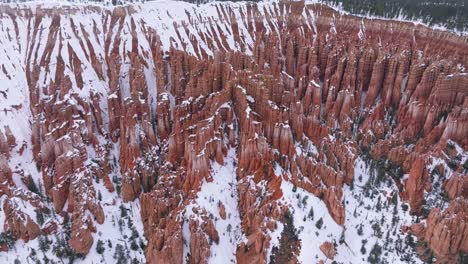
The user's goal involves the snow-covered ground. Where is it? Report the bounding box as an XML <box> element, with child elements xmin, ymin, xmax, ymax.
<box><xmin>275</xmin><ymin>157</ymin><xmax>421</xmax><ymax>264</ymax></box>
<box><xmin>183</xmin><ymin>148</ymin><xmax>242</xmax><ymax>264</ymax></box>
<box><xmin>0</xmin><ymin>142</ymin><xmax>147</xmax><ymax>263</ymax></box>
<box><xmin>335</xmin><ymin>158</ymin><xmax>421</xmax><ymax>264</ymax></box>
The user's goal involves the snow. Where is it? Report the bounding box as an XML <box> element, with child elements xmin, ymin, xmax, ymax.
<box><xmin>0</xmin><ymin>4</ymin><xmax>41</xmax><ymax>199</ymax></box>
<box><xmin>358</xmin><ymin>19</ymin><xmax>366</xmax><ymax>40</ymax></box>
<box><xmin>280</xmin><ymin>179</ymin><xmax>343</xmax><ymax>262</ymax></box>
<box><xmin>333</xmin><ymin>158</ymin><xmax>422</xmax><ymax>264</ymax></box>
<box><xmin>273</xmin><ymin>154</ymin><xmax>422</xmax><ymax>263</ymax></box>
<box><xmin>266</xmin><ymin>220</ymin><xmax>283</xmax><ymax>261</ymax></box>
<box><xmin>0</xmin><ymin>138</ymin><xmax>147</xmax><ymax>264</ymax></box>
<box><xmin>84</xmin><ymin>199</ymin><xmax>146</xmax><ymax>263</ymax></box>
<box><xmin>183</xmin><ymin>148</ymin><xmax>242</xmax><ymax>264</ymax></box>
<box><xmin>311</xmin><ymin>79</ymin><xmax>321</xmax><ymax>88</ymax></box>
<box><xmin>82</xmin><ymin>142</ymin><xmax>147</xmax><ymax>263</ymax></box>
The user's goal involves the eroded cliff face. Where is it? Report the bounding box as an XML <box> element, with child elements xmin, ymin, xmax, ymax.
<box><xmin>0</xmin><ymin>1</ymin><xmax>466</xmax><ymax>263</ymax></box>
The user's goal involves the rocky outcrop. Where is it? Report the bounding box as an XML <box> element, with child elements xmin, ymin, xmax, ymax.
<box><xmin>444</xmin><ymin>173</ymin><xmax>468</xmax><ymax>200</ymax></box>
<box><xmin>424</xmin><ymin>200</ymin><xmax>468</xmax><ymax>262</ymax></box>
<box><xmin>140</xmin><ymin>178</ymin><xmax>184</xmax><ymax>264</ymax></box>
<box><xmin>402</xmin><ymin>157</ymin><xmax>430</xmax><ymax>215</ymax></box>
<box><xmin>320</xmin><ymin>241</ymin><xmax>336</xmax><ymax>260</ymax></box>
<box><xmin>406</xmin><ymin>199</ymin><xmax>468</xmax><ymax>263</ymax></box>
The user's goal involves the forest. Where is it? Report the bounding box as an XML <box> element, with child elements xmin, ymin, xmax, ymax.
<box><xmin>1</xmin><ymin>0</ymin><xmax>466</xmax><ymax>32</ymax></box>
<box><xmin>321</xmin><ymin>0</ymin><xmax>467</xmax><ymax>32</ymax></box>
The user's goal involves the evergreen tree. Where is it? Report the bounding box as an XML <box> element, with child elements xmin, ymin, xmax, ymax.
<box><xmin>38</xmin><ymin>236</ymin><xmax>50</xmax><ymax>252</ymax></box>
<box><xmin>367</xmin><ymin>243</ymin><xmax>382</xmax><ymax>264</ymax></box>
<box><xmin>0</xmin><ymin>232</ymin><xmax>15</xmax><ymax>250</ymax></box>
<box><xmin>113</xmin><ymin>244</ymin><xmax>126</xmax><ymax>264</ymax></box>
<box><xmin>308</xmin><ymin>207</ymin><xmax>314</xmax><ymax>220</ymax></box>
<box><xmin>96</xmin><ymin>239</ymin><xmax>105</xmax><ymax>254</ymax></box>
<box><xmin>315</xmin><ymin>217</ymin><xmax>323</xmax><ymax>229</ymax></box>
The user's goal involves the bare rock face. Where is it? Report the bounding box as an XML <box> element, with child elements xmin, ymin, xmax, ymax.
<box><xmin>0</xmin><ymin>156</ymin><xmax>13</xmax><ymax>195</ymax></box>
<box><xmin>426</xmin><ymin>200</ymin><xmax>468</xmax><ymax>260</ymax></box>
<box><xmin>403</xmin><ymin>157</ymin><xmax>430</xmax><ymax>215</ymax></box>
<box><xmin>3</xmin><ymin>198</ymin><xmax>40</xmax><ymax>242</ymax></box>
<box><xmin>0</xmin><ymin>1</ymin><xmax>467</xmax><ymax>263</ymax></box>
<box><xmin>444</xmin><ymin>173</ymin><xmax>468</xmax><ymax>200</ymax></box>
<box><xmin>405</xmin><ymin>199</ymin><xmax>468</xmax><ymax>263</ymax></box>
<box><xmin>188</xmin><ymin>208</ymin><xmax>220</xmax><ymax>264</ymax></box>
<box><xmin>140</xmin><ymin>169</ymin><xmax>185</xmax><ymax>264</ymax></box>
<box><xmin>320</xmin><ymin>241</ymin><xmax>336</xmax><ymax>260</ymax></box>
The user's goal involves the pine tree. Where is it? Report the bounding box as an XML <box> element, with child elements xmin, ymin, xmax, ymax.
<box><xmin>315</xmin><ymin>217</ymin><xmax>323</xmax><ymax>229</ymax></box>
<box><xmin>96</xmin><ymin>239</ymin><xmax>105</xmax><ymax>254</ymax></box>
<box><xmin>308</xmin><ymin>207</ymin><xmax>314</xmax><ymax>220</ymax></box>
<box><xmin>38</xmin><ymin>235</ymin><xmax>50</xmax><ymax>252</ymax></box>
<box><xmin>130</xmin><ymin>240</ymin><xmax>139</xmax><ymax>251</ymax></box>
<box><xmin>36</xmin><ymin>209</ymin><xmax>45</xmax><ymax>226</ymax></box>
<box><xmin>114</xmin><ymin>244</ymin><xmax>126</xmax><ymax>264</ymax></box>
<box><xmin>357</xmin><ymin>224</ymin><xmax>363</xmax><ymax>236</ymax></box>
<box><xmin>120</xmin><ymin>204</ymin><xmax>128</xmax><ymax>218</ymax></box>
<box><xmin>367</xmin><ymin>243</ymin><xmax>382</xmax><ymax>264</ymax></box>
<box><xmin>360</xmin><ymin>239</ymin><xmax>368</xmax><ymax>255</ymax></box>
